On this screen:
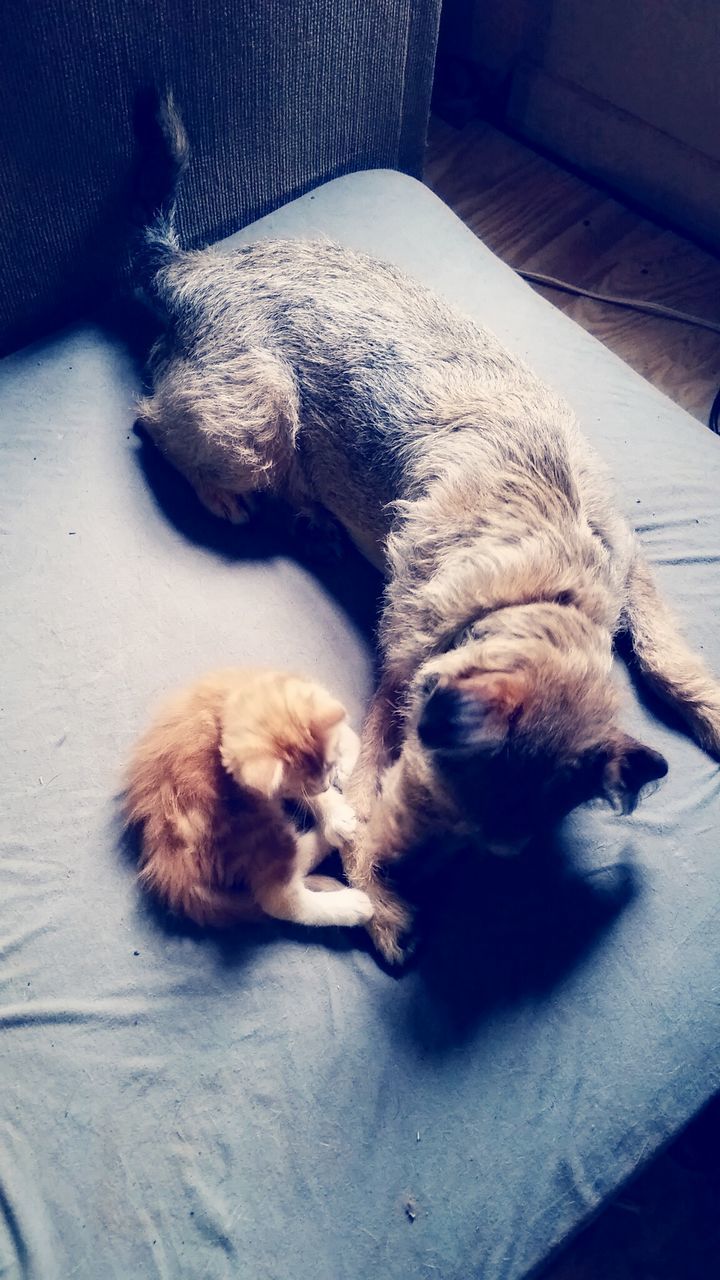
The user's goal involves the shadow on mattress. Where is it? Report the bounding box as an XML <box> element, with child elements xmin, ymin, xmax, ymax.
<box><xmin>117</xmin><ymin>806</ymin><xmax>638</xmax><ymax>1048</ymax></box>
<box><xmin>392</xmin><ymin>833</ymin><xmax>639</xmax><ymax>1051</ymax></box>
<box><xmin>134</xmin><ymin>432</ymin><xmax>384</xmax><ymax>641</ymax></box>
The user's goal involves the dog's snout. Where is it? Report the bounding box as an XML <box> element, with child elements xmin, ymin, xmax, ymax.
<box><xmin>417</xmin><ymin>683</ymin><xmax>463</xmax><ymax>749</ymax></box>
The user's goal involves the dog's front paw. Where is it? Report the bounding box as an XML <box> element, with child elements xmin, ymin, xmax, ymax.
<box><xmin>365</xmin><ymin>884</ymin><xmax>414</xmax><ymax>967</ymax></box>
<box><xmin>322</xmin><ymin>797</ymin><xmax>358</xmax><ymax>847</ymax></box>
<box><xmin>368</xmin><ymin>912</ymin><xmax>414</xmax><ymax>967</ymax></box>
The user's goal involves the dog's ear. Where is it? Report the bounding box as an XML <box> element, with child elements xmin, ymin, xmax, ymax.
<box><xmin>602</xmin><ymin>735</ymin><xmax>668</xmax><ymax>812</ymax></box>
<box><xmin>418</xmin><ymin>671</ymin><xmax>528</xmax><ymax>752</ymax></box>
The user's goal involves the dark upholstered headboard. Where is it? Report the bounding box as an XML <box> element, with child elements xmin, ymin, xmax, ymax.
<box><xmin>0</xmin><ymin>0</ymin><xmax>441</xmax><ymax>353</ymax></box>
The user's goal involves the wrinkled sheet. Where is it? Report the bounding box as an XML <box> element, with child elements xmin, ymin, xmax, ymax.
<box><xmin>1</xmin><ymin>171</ymin><xmax>719</xmax><ymax>1280</ymax></box>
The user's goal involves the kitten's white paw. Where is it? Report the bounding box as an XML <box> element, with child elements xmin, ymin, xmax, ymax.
<box><xmin>332</xmin><ymin>888</ymin><xmax>374</xmax><ymax>927</ymax></box>
<box><xmin>323</xmin><ymin>798</ymin><xmax>357</xmax><ymax>847</ymax></box>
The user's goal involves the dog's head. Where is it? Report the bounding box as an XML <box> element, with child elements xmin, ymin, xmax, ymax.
<box><xmin>413</xmin><ymin>604</ymin><xmax>667</xmax><ymax>853</ymax></box>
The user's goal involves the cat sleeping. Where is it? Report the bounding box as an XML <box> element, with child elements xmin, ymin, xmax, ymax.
<box><xmin>123</xmin><ymin>668</ymin><xmax>373</xmax><ymax>930</ymax></box>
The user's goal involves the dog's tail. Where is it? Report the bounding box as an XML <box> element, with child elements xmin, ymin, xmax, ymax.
<box><xmin>129</xmin><ymin>88</ymin><xmax>190</xmax><ymax>308</ymax></box>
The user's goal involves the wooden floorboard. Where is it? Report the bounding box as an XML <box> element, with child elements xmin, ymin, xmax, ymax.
<box><xmin>424</xmin><ymin>117</ymin><xmax>720</xmax><ymax>424</ymax></box>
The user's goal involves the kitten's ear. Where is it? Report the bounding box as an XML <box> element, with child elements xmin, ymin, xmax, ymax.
<box><xmin>234</xmin><ymin>754</ymin><xmax>285</xmax><ymax>796</ymax></box>
<box><xmin>602</xmin><ymin>735</ymin><xmax>668</xmax><ymax>813</ymax></box>
<box><xmin>311</xmin><ymin>695</ymin><xmax>347</xmax><ymax>733</ymax></box>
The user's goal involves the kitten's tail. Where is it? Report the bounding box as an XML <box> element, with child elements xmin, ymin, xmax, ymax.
<box><xmin>124</xmin><ymin>766</ymin><xmax>264</xmax><ymax>928</ymax></box>
<box><xmin>129</xmin><ymin>88</ymin><xmax>190</xmax><ymax>310</ymax></box>
<box><xmin>140</xmin><ymin>860</ymin><xmax>264</xmax><ymax>928</ymax></box>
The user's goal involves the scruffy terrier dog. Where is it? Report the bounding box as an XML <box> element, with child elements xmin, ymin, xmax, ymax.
<box><xmin>124</xmin><ymin>669</ymin><xmax>371</xmax><ymax>930</ymax></box>
<box><xmin>132</xmin><ymin>97</ymin><xmax>720</xmax><ymax>962</ymax></box>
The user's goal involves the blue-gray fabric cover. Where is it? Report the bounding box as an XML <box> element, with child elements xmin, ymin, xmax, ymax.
<box><xmin>1</xmin><ymin>173</ymin><xmax>719</xmax><ymax>1280</ymax></box>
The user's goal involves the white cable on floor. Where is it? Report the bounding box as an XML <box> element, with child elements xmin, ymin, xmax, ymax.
<box><xmin>517</xmin><ymin>269</ymin><xmax>720</xmax><ymax>336</ymax></box>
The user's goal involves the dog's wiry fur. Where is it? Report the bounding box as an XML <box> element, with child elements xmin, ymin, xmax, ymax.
<box><xmin>124</xmin><ymin>668</ymin><xmax>370</xmax><ymax>930</ymax></box>
<box><xmin>133</xmin><ymin>99</ymin><xmax>720</xmax><ymax>962</ymax></box>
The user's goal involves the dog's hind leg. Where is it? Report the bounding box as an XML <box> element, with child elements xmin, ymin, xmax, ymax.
<box><xmin>137</xmin><ymin>349</ymin><xmax>303</xmax><ymax>522</ymax></box>
<box><xmin>192</xmin><ymin>481</ymin><xmax>256</xmax><ymax>524</ymax></box>
<box><xmin>623</xmin><ymin>553</ymin><xmax>720</xmax><ymax>757</ymax></box>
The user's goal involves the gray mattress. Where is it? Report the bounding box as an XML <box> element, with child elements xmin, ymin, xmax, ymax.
<box><xmin>1</xmin><ymin>171</ymin><xmax>719</xmax><ymax>1280</ymax></box>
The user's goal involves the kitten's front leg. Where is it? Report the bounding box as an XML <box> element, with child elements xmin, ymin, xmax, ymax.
<box><xmin>333</xmin><ymin>721</ymin><xmax>361</xmax><ymax>789</ymax></box>
<box><xmin>307</xmin><ymin>787</ymin><xmax>356</xmax><ymax>849</ymax></box>
<box><xmin>264</xmin><ymin>829</ymin><xmax>374</xmax><ymax>927</ymax></box>
<box><xmin>304</xmin><ymin>721</ymin><xmax>361</xmax><ymax>848</ymax></box>
<box><xmin>258</xmin><ymin>876</ymin><xmax>375</xmax><ymax>929</ymax></box>
<box><xmin>294</xmin><ymin>828</ymin><xmax>332</xmax><ymax>874</ymax></box>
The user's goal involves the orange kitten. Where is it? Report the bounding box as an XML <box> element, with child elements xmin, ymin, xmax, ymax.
<box><xmin>123</xmin><ymin>669</ymin><xmax>372</xmax><ymax>929</ymax></box>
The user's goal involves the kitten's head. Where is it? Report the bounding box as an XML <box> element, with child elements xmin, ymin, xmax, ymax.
<box><xmin>221</xmin><ymin>673</ymin><xmax>348</xmax><ymax>801</ymax></box>
<box><xmin>413</xmin><ymin>603</ymin><xmax>667</xmax><ymax>853</ymax></box>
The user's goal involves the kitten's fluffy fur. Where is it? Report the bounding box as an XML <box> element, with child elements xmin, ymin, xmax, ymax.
<box><xmin>124</xmin><ymin>669</ymin><xmax>372</xmax><ymax>930</ymax></box>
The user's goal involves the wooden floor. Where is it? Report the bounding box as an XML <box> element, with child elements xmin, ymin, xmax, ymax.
<box><xmin>424</xmin><ymin>116</ymin><xmax>720</xmax><ymax>425</ymax></box>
